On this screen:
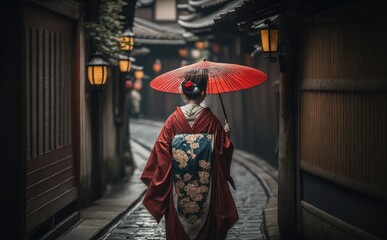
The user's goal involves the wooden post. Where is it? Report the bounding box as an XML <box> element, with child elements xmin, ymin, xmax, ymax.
<box><xmin>91</xmin><ymin>88</ymin><xmax>105</xmax><ymax>200</ymax></box>
<box><xmin>277</xmin><ymin>1</ymin><xmax>300</xmax><ymax>238</ymax></box>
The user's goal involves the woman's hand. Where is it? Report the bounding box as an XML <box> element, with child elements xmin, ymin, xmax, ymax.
<box><xmin>224</xmin><ymin>120</ymin><xmax>231</xmax><ymax>138</ymax></box>
<box><xmin>224</xmin><ymin>123</ymin><xmax>231</xmax><ymax>133</ymax></box>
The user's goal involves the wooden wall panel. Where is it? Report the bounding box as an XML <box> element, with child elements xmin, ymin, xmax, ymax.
<box><xmin>55</xmin><ymin>34</ymin><xmax>61</xmax><ymax>147</ymax></box>
<box><xmin>26</xmin><ymin>177</ymin><xmax>75</xmax><ymax>215</ymax></box>
<box><xmin>66</xmin><ymin>34</ymin><xmax>72</xmax><ymax>145</ymax></box>
<box><xmin>300</xmin><ymin>18</ymin><xmax>387</xmax><ymax>193</ymax></box>
<box><xmin>26</xmin><ymin>188</ymin><xmax>77</xmax><ymax>232</ymax></box>
<box><xmin>38</xmin><ymin>28</ymin><xmax>44</xmax><ymax>155</ymax></box>
<box><xmin>26</xmin><ymin>26</ymin><xmax>31</xmax><ymax>160</ymax></box>
<box><xmin>50</xmin><ymin>31</ymin><xmax>56</xmax><ymax>150</ymax></box>
<box><xmin>301</xmin><ymin>21</ymin><xmax>387</xmax><ymax>81</ymax></box>
<box><xmin>26</xmin><ymin>166</ymin><xmax>74</xmax><ymax>201</ymax></box>
<box><xmin>44</xmin><ymin>30</ymin><xmax>50</xmax><ymax>153</ymax></box>
<box><xmin>300</xmin><ymin>92</ymin><xmax>387</xmax><ymax>188</ymax></box>
<box><xmin>31</xmin><ymin>27</ymin><xmax>38</xmax><ymax>158</ymax></box>
<box><xmin>24</xmin><ymin>4</ymin><xmax>77</xmax><ymax>233</ymax></box>
<box><xmin>25</xmin><ymin>29</ymin><xmax>73</xmax><ymax>156</ymax></box>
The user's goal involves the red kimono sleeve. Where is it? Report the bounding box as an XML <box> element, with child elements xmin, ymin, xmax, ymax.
<box><xmin>216</xmin><ymin>122</ymin><xmax>235</xmax><ymax>190</ymax></box>
<box><xmin>140</xmin><ymin>119</ymin><xmax>175</xmax><ymax>223</ymax></box>
<box><xmin>223</xmin><ymin>132</ymin><xmax>236</xmax><ymax>190</ymax></box>
<box><xmin>208</xmin><ymin>121</ymin><xmax>238</xmax><ymax>239</ymax></box>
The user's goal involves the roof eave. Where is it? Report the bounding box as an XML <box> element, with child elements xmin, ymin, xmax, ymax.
<box><xmin>136</xmin><ymin>38</ymin><xmax>186</xmax><ymax>46</ymax></box>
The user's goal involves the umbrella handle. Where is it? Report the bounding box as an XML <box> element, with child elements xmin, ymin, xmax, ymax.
<box><xmin>218</xmin><ymin>94</ymin><xmax>229</xmax><ymax>124</ymax></box>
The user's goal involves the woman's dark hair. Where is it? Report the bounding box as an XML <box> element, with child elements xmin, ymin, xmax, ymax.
<box><xmin>181</xmin><ymin>69</ymin><xmax>208</xmax><ymax>100</ymax></box>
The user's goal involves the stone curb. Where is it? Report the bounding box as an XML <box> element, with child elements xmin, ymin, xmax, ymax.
<box><xmin>91</xmin><ymin>190</ymin><xmax>147</xmax><ymax>240</ymax></box>
<box><xmin>233</xmin><ymin>150</ymin><xmax>280</xmax><ymax>240</ymax></box>
<box><xmin>58</xmin><ymin>140</ymin><xmax>150</xmax><ymax>240</ymax></box>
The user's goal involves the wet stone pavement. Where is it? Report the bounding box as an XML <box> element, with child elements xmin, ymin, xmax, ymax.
<box><xmin>100</xmin><ymin>120</ymin><xmax>267</xmax><ymax>240</ymax></box>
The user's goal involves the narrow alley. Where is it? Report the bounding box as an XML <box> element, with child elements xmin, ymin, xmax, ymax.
<box><xmin>100</xmin><ymin>120</ymin><xmax>274</xmax><ymax>240</ymax></box>
<box><xmin>1</xmin><ymin>1</ymin><xmax>386</xmax><ymax>240</ymax></box>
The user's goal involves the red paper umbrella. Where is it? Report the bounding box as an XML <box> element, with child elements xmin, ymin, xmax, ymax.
<box><xmin>149</xmin><ymin>59</ymin><xmax>267</xmax><ymax>122</ymax></box>
<box><xmin>150</xmin><ymin>59</ymin><xmax>267</xmax><ymax>94</ymax></box>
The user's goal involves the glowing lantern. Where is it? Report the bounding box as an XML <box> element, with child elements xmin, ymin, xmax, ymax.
<box><xmin>87</xmin><ymin>53</ymin><xmax>108</xmax><ymax>86</ymax></box>
<box><xmin>118</xmin><ymin>28</ymin><xmax>134</xmax><ymax>51</ymax></box>
<box><xmin>153</xmin><ymin>59</ymin><xmax>162</xmax><ymax>73</ymax></box>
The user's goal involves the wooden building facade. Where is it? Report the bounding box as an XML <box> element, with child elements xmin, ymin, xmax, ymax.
<box><xmin>0</xmin><ymin>1</ymin><xmax>82</xmax><ymax>238</ymax></box>
<box><xmin>23</xmin><ymin>2</ymin><xmax>80</xmax><ymax>237</ymax></box>
<box><xmin>0</xmin><ymin>0</ymin><xmax>137</xmax><ymax>239</ymax></box>
<box><xmin>217</xmin><ymin>0</ymin><xmax>387</xmax><ymax>239</ymax></box>
<box><xmin>298</xmin><ymin>3</ymin><xmax>387</xmax><ymax>239</ymax></box>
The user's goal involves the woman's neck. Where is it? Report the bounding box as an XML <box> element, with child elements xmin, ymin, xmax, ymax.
<box><xmin>187</xmin><ymin>100</ymin><xmax>200</xmax><ymax>105</ymax></box>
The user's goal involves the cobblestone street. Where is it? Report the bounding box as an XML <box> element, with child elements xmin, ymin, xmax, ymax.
<box><xmin>100</xmin><ymin>120</ymin><xmax>268</xmax><ymax>240</ymax></box>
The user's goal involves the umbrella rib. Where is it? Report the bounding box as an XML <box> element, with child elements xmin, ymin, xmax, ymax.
<box><xmin>158</xmin><ymin>77</ymin><xmax>171</xmax><ymax>93</ymax></box>
<box><xmin>157</xmin><ymin>74</ymin><xmax>181</xmax><ymax>93</ymax></box>
<box><xmin>221</xmin><ymin>73</ymin><xmax>232</xmax><ymax>93</ymax></box>
<box><xmin>217</xmin><ymin>68</ymin><xmax>228</xmax><ymax>93</ymax></box>
<box><xmin>222</xmin><ymin>64</ymin><xmax>233</xmax><ymax>91</ymax></box>
<box><xmin>213</xmin><ymin>72</ymin><xmax>222</xmax><ymax>94</ymax></box>
<box><xmin>221</xmin><ymin>65</ymin><xmax>234</xmax><ymax>92</ymax></box>
<box><xmin>237</xmin><ymin>68</ymin><xmax>261</xmax><ymax>90</ymax></box>
<box><xmin>232</xmin><ymin>67</ymin><xmax>249</xmax><ymax>91</ymax></box>
<box><xmin>225</xmin><ymin>70</ymin><xmax>243</xmax><ymax>92</ymax></box>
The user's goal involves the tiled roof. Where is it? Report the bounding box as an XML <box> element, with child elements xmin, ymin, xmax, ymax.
<box><xmin>250</xmin><ymin>14</ymin><xmax>279</xmax><ymax>29</ymax></box>
<box><xmin>188</xmin><ymin>0</ymin><xmax>233</xmax><ymax>9</ymax></box>
<box><xmin>131</xmin><ymin>47</ymin><xmax>150</xmax><ymax>57</ymax></box>
<box><xmin>177</xmin><ymin>0</ymin><xmax>245</xmax><ymax>31</ymax></box>
<box><xmin>213</xmin><ymin>0</ymin><xmax>281</xmax><ymax>29</ymax></box>
<box><xmin>136</xmin><ymin>0</ymin><xmax>154</xmax><ymax>7</ymax></box>
<box><xmin>177</xmin><ymin>3</ymin><xmax>197</xmax><ymax>13</ymax></box>
<box><xmin>133</xmin><ymin>17</ymin><xmax>197</xmax><ymax>45</ymax></box>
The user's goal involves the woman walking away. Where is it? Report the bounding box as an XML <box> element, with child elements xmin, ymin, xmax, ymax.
<box><xmin>141</xmin><ymin>71</ymin><xmax>238</xmax><ymax>240</ymax></box>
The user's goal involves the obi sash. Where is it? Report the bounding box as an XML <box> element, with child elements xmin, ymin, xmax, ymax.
<box><xmin>171</xmin><ymin>133</ymin><xmax>214</xmax><ymax>239</ymax></box>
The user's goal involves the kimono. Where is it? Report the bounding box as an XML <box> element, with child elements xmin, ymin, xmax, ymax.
<box><xmin>140</xmin><ymin>107</ymin><xmax>238</xmax><ymax>240</ymax></box>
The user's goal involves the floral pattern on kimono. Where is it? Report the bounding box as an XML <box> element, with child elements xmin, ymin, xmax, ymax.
<box><xmin>172</xmin><ymin>133</ymin><xmax>214</xmax><ymax>239</ymax></box>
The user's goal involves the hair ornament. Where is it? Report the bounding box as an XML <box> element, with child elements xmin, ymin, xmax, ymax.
<box><xmin>192</xmin><ymin>86</ymin><xmax>200</xmax><ymax>95</ymax></box>
<box><xmin>184</xmin><ymin>80</ymin><xmax>194</xmax><ymax>90</ymax></box>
